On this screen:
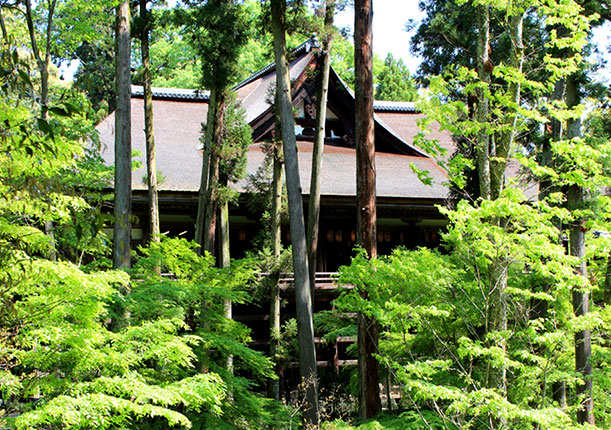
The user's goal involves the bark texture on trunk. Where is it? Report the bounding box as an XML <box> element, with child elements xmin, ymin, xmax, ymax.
<box><xmin>219</xmin><ymin>195</ymin><xmax>233</xmax><ymax>371</ymax></box>
<box><xmin>491</xmin><ymin>12</ymin><xmax>523</xmax><ymax>200</ymax></box>
<box><xmin>538</xmin><ymin>78</ymin><xmax>568</xmax><ymax>408</ymax></box>
<box><xmin>566</xmin><ymin>74</ymin><xmax>594</xmax><ymax>426</ymax></box>
<box><xmin>354</xmin><ymin>0</ymin><xmax>380</xmax><ymax>420</ymax></box>
<box><xmin>139</xmin><ymin>0</ymin><xmax>160</xmax><ymax>245</ymax></box>
<box><xmin>24</xmin><ymin>0</ymin><xmax>58</xmax><ymax>260</ymax></box>
<box><xmin>307</xmin><ymin>0</ymin><xmax>334</xmax><ymax>294</ymax></box>
<box><xmin>267</xmin><ymin>141</ymin><xmax>284</xmax><ymax>401</ymax></box>
<box><xmin>487</xmin><ymin>14</ymin><xmax>525</xmax><ymax>414</ymax></box>
<box><xmin>113</xmin><ymin>0</ymin><xmax>132</xmax><ymax>269</ymax></box>
<box><xmin>203</xmin><ymin>92</ymin><xmax>227</xmax><ymax>255</ymax></box>
<box><xmin>0</xmin><ymin>8</ymin><xmax>8</xmax><ymax>41</ymax></box>
<box><xmin>195</xmin><ymin>88</ymin><xmax>217</xmax><ymax>252</ymax></box>
<box><xmin>270</xmin><ymin>0</ymin><xmax>319</xmax><ymax>425</ymax></box>
<box><xmin>476</xmin><ymin>4</ymin><xmax>491</xmax><ymax>201</ymax></box>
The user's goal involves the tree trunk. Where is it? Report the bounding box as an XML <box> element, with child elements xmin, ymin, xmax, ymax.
<box><xmin>203</xmin><ymin>92</ymin><xmax>227</xmax><ymax>255</ymax></box>
<box><xmin>0</xmin><ymin>7</ymin><xmax>8</xmax><ymax>41</ymax></box>
<box><xmin>566</xmin><ymin>74</ymin><xmax>594</xmax><ymax>426</ymax></box>
<box><xmin>476</xmin><ymin>4</ymin><xmax>491</xmax><ymax>201</ymax></box>
<box><xmin>486</xmin><ymin>261</ymin><xmax>508</xmax><ymax>392</ymax></box>
<box><xmin>488</xmin><ymin>11</ymin><xmax>524</xmax><ymax>409</ymax></box>
<box><xmin>219</xmin><ymin>192</ymin><xmax>233</xmax><ymax>371</ymax></box>
<box><xmin>24</xmin><ymin>0</ymin><xmax>58</xmax><ymax>261</ymax></box>
<box><xmin>270</xmin><ymin>0</ymin><xmax>319</xmax><ymax>425</ymax></box>
<box><xmin>546</xmin><ymin>78</ymin><xmax>567</xmax><ymax>409</ymax></box>
<box><xmin>354</xmin><ymin>0</ymin><xmax>381</xmax><ymax>420</ymax></box>
<box><xmin>491</xmin><ymin>12</ymin><xmax>523</xmax><ymax>200</ymax></box>
<box><xmin>113</xmin><ymin>0</ymin><xmax>132</xmax><ymax>269</ymax></box>
<box><xmin>24</xmin><ymin>0</ymin><xmax>56</xmax><ymax>121</ymax></box>
<box><xmin>139</xmin><ymin>0</ymin><xmax>160</xmax><ymax>246</ymax></box>
<box><xmin>307</xmin><ymin>0</ymin><xmax>334</xmax><ymax>297</ymax></box>
<box><xmin>195</xmin><ymin>88</ymin><xmax>217</xmax><ymax>252</ymax></box>
<box><xmin>268</xmin><ymin>140</ymin><xmax>284</xmax><ymax>400</ymax></box>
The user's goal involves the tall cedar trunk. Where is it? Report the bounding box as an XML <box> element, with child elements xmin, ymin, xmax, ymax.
<box><xmin>476</xmin><ymin>4</ymin><xmax>491</xmax><ymax>200</ymax></box>
<box><xmin>270</xmin><ymin>0</ymin><xmax>319</xmax><ymax>425</ymax></box>
<box><xmin>195</xmin><ymin>88</ymin><xmax>217</xmax><ymax>252</ymax></box>
<box><xmin>307</xmin><ymin>0</ymin><xmax>334</xmax><ymax>295</ymax></box>
<box><xmin>113</xmin><ymin>0</ymin><xmax>132</xmax><ymax>269</ymax></box>
<box><xmin>24</xmin><ymin>0</ymin><xmax>57</xmax><ymax>260</ymax></box>
<box><xmin>203</xmin><ymin>93</ymin><xmax>227</xmax><ymax>255</ymax></box>
<box><xmin>354</xmin><ymin>0</ymin><xmax>381</xmax><ymax>420</ymax></box>
<box><xmin>140</xmin><ymin>0</ymin><xmax>160</xmax><ymax>245</ymax></box>
<box><xmin>268</xmin><ymin>140</ymin><xmax>284</xmax><ymax>400</ymax></box>
<box><xmin>566</xmin><ymin>75</ymin><xmax>594</xmax><ymax>425</ymax></box>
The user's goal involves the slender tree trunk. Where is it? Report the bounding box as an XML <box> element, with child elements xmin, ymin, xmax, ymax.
<box><xmin>270</xmin><ymin>0</ymin><xmax>319</xmax><ymax>425</ymax></box>
<box><xmin>487</xmin><ymin>14</ymin><xmax>524</xmax><ymax>414</ymax></box>
<box><xmin>476</xmin><ymin>4</ymin><xmax>491</xmax><ymax>201</ymax></box>
<box><xmin>307</xmin><ymin>0</ymin><xmax>334</xmax><ymax>297</ymax></box>
<box><xmin>24</xmin><ymin>0</ymin><xmax>56</xmax><ymax>120</ymax></box>
<box><xmin>491</xmin><ymin>12</ymin><xmax>523</xmax><ymax>200</ymax></box>
<box><xmin>0</xmin><ymin>7</ymin><xmax>7</xmax><ymax>41</ymax></box>
<box><xmin>566</xmin><ymin>74</ymin><xmax>594</xmax><ymax>425</ymax></box>
<box><xmin>195</xmin><ymin>88</ymin><xmax>217</xmax><ymax>252</ymax></box>
<box><xmin>24</xmin><ymin>0</ymin><xmax>58</xmax><ymax>261</ymax></box>
<box><xmin>486</xmin><ymin>261</ymin><xmax>508</xmax><ymax>390</ymax></box>
<box><xmin>139</xmin><ymin>0</ymin><xmax>160</xmax><ymax>246</ymax></box>
<box><xmin>268</xmin><ymin>140</ymin><xmax>284</xmax><ymax>400</ymax></box>
<box><xmin>354</xmin><ymin>0</ymin><xmax>381</xmax><ymax>420</ymax></box>
<box><xmin>219</xmin><ymin>191</ymin><xmax>233</xmax><ymax>371</ymax></box>
<box><xmin>203</xmin><ymin>93</ymin><xmax>226</xmax><ymax>255</ymax></box>
<box><xmin>113</xmin><ymin>0</ymin><xmax>132</xmax><ymax>269</ymax></box>
<box><xmin>548</xmin><ymin>78</ymin><xmax>568</xmax><ymax>408</ymax></box>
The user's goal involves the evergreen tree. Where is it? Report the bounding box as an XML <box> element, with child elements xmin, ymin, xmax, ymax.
<box><xmin>374</xmin><ymin>53</ymin><xmax>417</xmax><ymax>102</ymax></box>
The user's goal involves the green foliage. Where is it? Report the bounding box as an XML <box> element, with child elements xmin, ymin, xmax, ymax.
<box><xmin>322</xmin><ymin>411</ymin><xmax>453</xmax><ymax>429</ymax></box>
<box><xmin>331</xmin><ymin>186</ymin><xmax>608</xmax><ymax>428</ymax></box>
<box><xmin>177</xmin><ymin>0</ymin><xmax>250</xmax><ymax>91</ymax></box>
<box><xmin>218</xmin><ymin>97</ymin><xmax>253</xmax><ymax>186</ymax></box>
<box><xmin>0</xmin><ymin>36</ymin><xmax>290</xmax><ymax>429</ymax></box>
<box><xmin>374</xmin><ymin>54</ymin><xmax>418</xmax><ymax>102</ymax></box>
<box><xmin>330</xmin><ymin>35</ymin><xmax>384</xmax><ymax>90</ymax></box>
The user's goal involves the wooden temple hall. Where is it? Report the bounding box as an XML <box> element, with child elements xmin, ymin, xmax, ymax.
<box><xmin>97</xmin><ymin>40</ymin><xmax>455</xmax><ymax>373</ymax></box>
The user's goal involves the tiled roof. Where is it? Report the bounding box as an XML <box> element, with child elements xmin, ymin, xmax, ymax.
<box><xmin>97</xmin><ymin>98</ymin><xmax>449</xmax><ymax>201</ymax></box>
<box><xmin>131</xmin><ymin>85</ymin><xmax>210</xmax><ymax>101</ymax></box>
<box><xmin>236</xmin><ymin>143</ymin><xmax>449</xmax><ymax>200</ymax></box>
<box><xmin>373</xmin><ymin>100</ymin><xmax>418</xmax><ymax>113</ymax></box>
<box><xmin>97</xmin><ymin>39</ymin><xmax>456</xmax><ymax>203</ymax></box>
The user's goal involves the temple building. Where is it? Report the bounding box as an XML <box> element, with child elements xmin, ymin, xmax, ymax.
<box><xmin>97</xmin><ymin>40</ymin><xmax>455</xmax><ymax>271</ymax></box>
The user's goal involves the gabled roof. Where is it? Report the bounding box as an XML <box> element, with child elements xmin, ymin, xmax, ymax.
<box><xmin>98</xmin><ymin>39</ymin><xmax>455</xmax><ymax>202</ymax></box>
<box><xmin>232</xmin><ymin>39</ymin><xmax>318</xmax><ymax>91</ymax></box>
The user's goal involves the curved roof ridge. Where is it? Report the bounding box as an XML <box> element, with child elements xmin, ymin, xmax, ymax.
<box><xmin>131</xmin><ymin>85</ymin><xmax>210</xmax><ymax>101</ymax></box>
<box><xmin>373</xmin><ymin>100</ymin><xmax>418</xmax><ymax>113</ymax></box>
